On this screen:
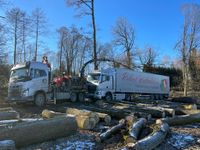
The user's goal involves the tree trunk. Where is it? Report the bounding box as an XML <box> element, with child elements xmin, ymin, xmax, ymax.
<box><xmin>0</xmin><ymin>116</ymin><xmax>77</xmax><ymax>148</ymax></box>
<box><xmin>0</xmin><ymin>111</ymin><xmax>19</xmax><ymax>120</ymax></box>
<box><xmin>130</xmin><ymin>118</ymin><xmax>147</xmax><ymax>140</ymax></box>
<box><xmin>156</xmin><ymin>113</ymin><xmax>200</xmax><ymax>126</ymax></box>
<box><xmin>133</xmin><ymin>123</ymin><xmax>169</xmax><ymax>150</ymax></box>
<box><xmin>97</xmin><ymin>119</ymin><xmax>125</xmax><ymax>142</ymax></box>
<box><xmin>91</xmin><ymin>0</ymin><xmax>98</xmax><ymax>70</ymax></box>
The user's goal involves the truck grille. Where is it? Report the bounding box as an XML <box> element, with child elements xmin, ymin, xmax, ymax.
<box><xmin>8</xmin><ymin>85</ymin><xmax>22</xmax><ymax>97</ymax></box>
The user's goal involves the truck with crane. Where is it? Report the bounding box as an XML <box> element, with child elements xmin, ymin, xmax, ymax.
<box><xmin>7</xmin><ymin>58</ymin><xmax>170</xmax><ymax>106</ymax></box>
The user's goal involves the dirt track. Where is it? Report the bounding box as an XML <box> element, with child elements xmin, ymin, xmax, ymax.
<box><xmin>1</xmin><ymin>99</ymin><xmax>200</xmax><ymax>150</ymax></box>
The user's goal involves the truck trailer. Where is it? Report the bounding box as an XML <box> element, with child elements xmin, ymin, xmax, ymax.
<box><xmin>87</xmin><ymin>68</ymin><xmax>170</xmax><ymax>101</ymax></box>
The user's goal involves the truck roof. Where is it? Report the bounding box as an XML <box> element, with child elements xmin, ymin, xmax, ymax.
<box><xmin>11</xmin><ymin>61</ymin><xmax>49</xmax><ymax>70</ymax></box>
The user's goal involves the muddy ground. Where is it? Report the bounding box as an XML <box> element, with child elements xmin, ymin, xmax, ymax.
<box><xmin>0</xmin><ymin>99</ymin><xmax>200</xmax><ymax>150</ymax></box>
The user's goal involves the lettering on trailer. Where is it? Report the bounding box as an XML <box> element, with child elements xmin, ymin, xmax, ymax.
<box><xmin>121</xmin><ymin>72</ymin><xmax>159</xmax><ymax>85</ymax></box>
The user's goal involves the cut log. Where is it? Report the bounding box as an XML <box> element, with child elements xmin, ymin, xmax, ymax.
<box><xmin>134</xmin><ymin>123</ymin><xmax>169</xmax><ymax>150</ymax></box>
<box><xmin>176</xmin><ymin>109</ymin><xmax>200</xmax><ymax>115</ymax></box>
<box><xmin>97</xmin><ymin>119</ymin><xmax>125</xmax><ymax>142</ymax></box>
<box><xmin>42</xmin><ymin>109</ymin><xmax>65</xmax><ymax>119</ymax></box>
<box><xmin>0</xmin><ymin>111</ymin><xmax>19</xmax><ymax>120</ymax></box>
<box><xmin>0</xmin><ymin>116</ymin><xmax>77</xmax><ymax>148</ymax></box>
<box><xmin>78</xmin><ymin>105</ymin><xmax>129</xmax><ymax>119</ymax></box>
<box><xmin>156</xmin><ymin>113</ymin><xmax>200</xmax><ymax>126</ymax></box>
<box><xmin>179</xmin><ymin>104</ymin><xmax>197</xmax><ymax>110</ymax></box>
<box><xmin>0</xmin><ymin>107</ymin><xmax>14</xmax><ymax>112</ymax></box>
<box><xmin>66</xmin><ymin>107</ymin><xmax>99</xmax><ymax>124</ymax></box>
<box><xmin>132</xmin><ymin>112</ymin><xmax>152</xmax><ymax>120</ymax></box>
<box><xmin>171</xmin><ymin>97</ymin><xmax>198</xmax><ymax>104</ymax></box>
<box><xmin>75</xmin><ymin>115</ymin><xmax>96</xmax><ymax>130</ymax></box>
<box><xmin>161</xmin><ymin>108</ymin><xmax>175</xmax><ymax>117</ymax></box>
<box><xmin>0</xmin><ymin>140</ymin><xmax>15</xmax><ymax>150</ymax></box>
<box><xmin>97</xmin><ymin>112</ymin><xmax>111</xmax><ymax>125</ymax></box>
<box><xmin>130</xmin><ymin>118</ymin><xmax>147</xmax><ymax>140</ymax></box>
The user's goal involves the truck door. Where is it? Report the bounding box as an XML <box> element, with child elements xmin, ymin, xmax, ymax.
<box><xmin>100</xmin><ymin>75</ymin><xmax>113</xmax><ymax>91</ymax></box>
<box><xmin>30</xmin><ymin>68</ymin><xmax>48</xmax><ymax>93</ymax></box>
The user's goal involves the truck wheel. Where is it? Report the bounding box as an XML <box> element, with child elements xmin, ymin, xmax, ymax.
<box><xmin>78</xmin><ymin>93</ymin><xmax>85</xmax><ymax>102</ymax></box>
<box><xmin>70</xmin><ymin>92</ymin><xmax>77</xmax><ymax>102</ymax></box>
<box><xmin>105</xmin><ymin>93</ymin><xmax>112</xmax><ymax>101</ymax></box>
<box><xmin>35</xmin><ymin>93</ymin><xmax>46</xmax><ymax>107</ymax></box>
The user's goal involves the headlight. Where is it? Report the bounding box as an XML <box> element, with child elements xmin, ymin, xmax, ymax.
<box><xmin>22</xmin><ymin>89</ymin><xmax>29</xmax><ymax>96</ymax></box>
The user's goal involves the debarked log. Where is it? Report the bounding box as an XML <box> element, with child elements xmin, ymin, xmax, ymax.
<box><xmin>0</xmin><ymin>111</ymin><xmax>19</xmax><ymax>120</ymax></box>
<box><xmin>134</xmin><ymin>123</ymin><xmax>169</xmax><ymax>150</ymax></box>
<box><xmin>156</xmin><ymin>113</ymin><xmax>200</xmax><ymax>126</ymax></box>
<box><xmin>130</xmin><ymin>118</ymin><xmax>147</xmax><ymax>140</ymax></box>
<box><xmin>0</xmin><ymin>116</ymin><xmax>77</xmax><ymax>148</ymax></box>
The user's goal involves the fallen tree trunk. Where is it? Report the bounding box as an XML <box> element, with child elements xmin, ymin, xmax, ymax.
<box><xmin>0</xmin><ymin>107</ymin><xmax>14</xmax><ymax>112</ymax></box>
<box><xmin>0</xmin><ymin>111</ymin><xmax>19</xmax><ymax>120</ymax></box>
<box><xmin>0</xmin><ymin>140</ymin><xmax>15</xmax><ymax>150</ymax></box>
<box><xmin>179</xmin><ymin>104</ymin><xmax>197</xmax><ymax>110</ymax></box>
<box><xmin>0</xmin><ymin>116</ymin><xmax>77</xmax><ymax>148</ymax></box>
<box><xmin>134</xmin><ymin>123</ymin><xmax>169</xmax><ymax>150</ymax></box>
<box><xmin>97</xmin><ymin>112</ymin><xmax>111</xmax><ymax>125</ymax></box>
<box><xmin>171</xmin><ymin>97</ymin><xmax>198</xmax><ymax>104</ymax></box>
<box><xmin>78</xmin><ymin>105</ymin><xmax>129</xmax><ymax>119</ymax></box>
<box><xmin>176</xmin><ymin>109</ymin><xmax>200</xmax><ymax>115</ymax></box>
<box><xmin>97</xmin><ymin>120</ymin><xmax>125</xmax><ymax>142</ymax></box>
<box><xmin>66</xmin><ymin>107</ymin><xmax>99</xmax><ymax>124</ymax></box>
<box><xmin>42</xmin><ymin>109</ymin><xmax>65</xmax><ymax>119</ymax></box>
<box><xmin>130</xmin><ymin>118</ymin><xmax>147</xmax><ymax>140</ymax></box>
<box><xmin>156</xmin><ymin>113</ymin><xmax>200</xmax><ymax>126</ymax></box>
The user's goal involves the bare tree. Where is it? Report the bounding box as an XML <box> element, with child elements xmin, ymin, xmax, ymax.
<box><xmin>66</xmin><ymin>0</ymin><xmax>98</xmax><ymax>70</ymax></box>
<box><xmin>175</xmin><ymin>3</ymin><xmax>200</xmax><ymax>96</ymax></box>
<box><xmin>138</xmin><ymin>47</ymin><xmax>157</xmax><ymax>67</ymax></box>
<box><xmin>31</xmin><ymin>8</ymin><xmax>47</xmax><ymax>61</ymax></box>
<box><xmin>112</xmin><ymin>17</ymin><xmax>135</xmax><ymax>68</ymax></box>
<box><xmin>19</xmin><ymin>12</ymin><xmax>30</xmax><ymax>62</ymax></box>
<box><xmin>57</xmin><ymin>26</ymin><xmax>68</xmax><ymax>73</ymax></box>
<box><xmin>6</xmin><ymin>7</ymin><xmax>25</xmax><ymax>64</ymax></box>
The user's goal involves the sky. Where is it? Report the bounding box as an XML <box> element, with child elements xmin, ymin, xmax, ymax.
<box><xmin>4</xmin><ymin>0</ymin><xmax>200</xmax><ymax>65</ymax></box>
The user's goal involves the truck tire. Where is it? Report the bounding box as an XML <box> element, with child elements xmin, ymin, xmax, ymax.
<box><xmin>105</xmin><ymin>93</ymin><xmax>112</xmax><ymax>101</ymax></box>
<box><xmin>70</xmin><ymin>92</ymin><xmax>77</xmax><ymax>102</ymax></box>
<box><xmin>78</xmin><ymin>93</ymin><xmax>85</xmax><ymax>102</ymax></box>
<box><xmin>34</xmin><ymin>92</ymin><xmax>46</xmax><ymax>107</ymax></box>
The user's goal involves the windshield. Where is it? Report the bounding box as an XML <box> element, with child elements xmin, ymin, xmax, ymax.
<box><xmin>87</xmin><ymin>73</ymin><xmax>101</xmax><ymax>84</ymax></box>
<box><xmin>10</xmin><ymin>67</ymin><xmax>29</xmax><ymax>80</ymax></box>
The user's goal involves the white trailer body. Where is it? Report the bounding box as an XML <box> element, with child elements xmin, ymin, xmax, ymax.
<box><xmin>87</xmin><ymin>68</ymin><xmax>170</xmax><ymax>101</ymax></box>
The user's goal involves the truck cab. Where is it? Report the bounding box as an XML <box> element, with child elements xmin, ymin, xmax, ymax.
<box><xmin>87</xmin><ymin>71</ymin><xmax>113</xmax><ymax>100</ymax></box>
<box><xmin>7</xmin><ymin>61</ymin><xmax>49</xmax><ymax>106</ymax></box>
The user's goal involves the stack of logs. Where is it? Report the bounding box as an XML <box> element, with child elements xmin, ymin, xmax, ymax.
<box><xmin>1</xmin><ymin>96</ymin><xmax>200</xmax><ymax>149</ymax></box>
<box><xmin>42</xmin><ymin>107</ymin><xmax>112</xmax><ymax>129</ymax></box>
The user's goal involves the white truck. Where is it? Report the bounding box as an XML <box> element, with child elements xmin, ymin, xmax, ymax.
<box><xmin>87</xmin><ymin>68</ymin><xmax>170</xmax><ymax>101</ymax></box>
<box><xmin>7</xmin><ymin>61</ymin><xmax>86</xmax><ymax>106</ymax></box>
<box><xmin>7</xmin><ymin>60</ymin><xmax>170</xmax><ymax>106</ymax></box>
